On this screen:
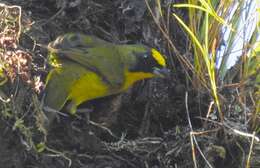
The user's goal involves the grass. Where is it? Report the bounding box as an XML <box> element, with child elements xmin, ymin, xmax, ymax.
<box><xmin>146</xmin><ymin>0</ymin><xmax>260</xmax><ymax>167</ymax></box>
<box><xmin>0</xmin><ymin>1</ymin><xmax>259</xmax><ymax>167</ymax></box>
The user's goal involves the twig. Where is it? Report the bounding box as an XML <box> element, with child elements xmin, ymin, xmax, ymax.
<box><xmin>189</xmin><ymin>132</ymin><xmax>197</xmax><ymax>168</ymax></box>
<box><xmin>45</xmin><ymin>146</ymin><xmax>72</xmax><ymax>167</ymax></box>
<box><xmin>89</xmin><ymin>120</ymin><xmax>119</xmax><ymax>139</ymax></box>
<box><xmin>246</xmin><ymin>131</ymin><xmax>255</xmax><ymax>168</ymax></box>
<box><xmin>246</xmin><ymin>131</ymin><xmax>256</xmax><ymax>168</ymax></box>
<box><xmin>206</xmin><ymin>101</ymin><xmax>214</xmax><ymax>118</ymax></box>
<box><xmin>232</xmin><ymin>128</ymin><xmax>259</xmax><ymax>142</ymax></box>
<box><xmin>185</xmin><ymin>92</ymin><xmax>213</xmax><ymax>168</ymax></box>
<box><xmin>199</xmin><ymin>117</ymin><xmax>260</xmax><ymax>142</ymax></box>
<box><xmin>43</xmin><ymin>106</ymin><xmax>69</xmax><ymax>117</ymax></box>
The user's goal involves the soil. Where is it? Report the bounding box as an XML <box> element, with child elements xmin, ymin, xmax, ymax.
<box><xmin>0</xmin><ymin>0</ymin><xmax>253</xmax><ymax>168</ymax></box>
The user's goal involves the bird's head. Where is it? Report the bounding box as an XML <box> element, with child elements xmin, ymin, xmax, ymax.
<box><xmin>118</xmin><ymin>45</ymin><xmax>170</xmax><ymax>90</ymax></box>
<box><xmin>124</xmin><ymin>45</ymin><xmax>170</xmax><ymax>79</ymax></box>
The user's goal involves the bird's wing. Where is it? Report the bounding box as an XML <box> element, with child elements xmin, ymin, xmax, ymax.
<box><xmin>48</xmin><ymin>34</ymin><xmax>124</xmax><ymax>89</ymax></box>
<box><xmin>51</xmin><ymin>45</ymin><xmax>125</xmax><ymax>89</ymax></box>
<box><xmin>48</xmin><ymin>33</ymin><xmax>109</xmax><ymax>50</ymax></box>
<box><xmin>44</xmin><ymin>61</ymin><xmax>87</xmax><ymax>111</ymax></box>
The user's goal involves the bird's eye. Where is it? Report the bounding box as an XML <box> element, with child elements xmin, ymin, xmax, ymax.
<box><xmin>143</xmin><ymin>52</ymin><xmax>151</xmax><ymax>59</ymax></box>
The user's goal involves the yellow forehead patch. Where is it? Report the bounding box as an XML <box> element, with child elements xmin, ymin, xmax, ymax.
<box><xmin>151</xmin><ymin>48</ymin><xmax>166</xmax><ymax>67</ymax></box>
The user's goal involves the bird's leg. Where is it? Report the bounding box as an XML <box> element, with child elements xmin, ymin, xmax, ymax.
<box><xmin>43</xmin><ymin>106</ymin><xmax>69</xmax><ymax>130</ymax></box>
<box><xmin>65</xmin><ymin>100</ymin><xmax>78</xmax><ymax>115</ymax></box>
<box><xmin>66</xmin><ymin>100</ymin><xmax>93</xmax><ymax>129</ymax></box>
<box><xmin>76</xmin><ymin>107</ymin><xmax>93</xmax><ymax>125</ymax></box>
<box><xmin>66</xmin><ymin>100</ymin><xmax>94</xmax><ymax>123</ymax></box>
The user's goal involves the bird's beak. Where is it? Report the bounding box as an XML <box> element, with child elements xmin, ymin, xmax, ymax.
<box><xmin>153</xmin><ymin>67</ymin><xmax>171</xmax><ymax>78</ymax></box>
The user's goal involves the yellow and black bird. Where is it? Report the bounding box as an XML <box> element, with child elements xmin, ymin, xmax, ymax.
<box><xmin>44</xmin><ymin>33</ymin><xmax>168</xmax><ymax>116</ymax></box>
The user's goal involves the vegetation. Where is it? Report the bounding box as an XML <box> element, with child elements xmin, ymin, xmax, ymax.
<box><xmin>0</xmin><ymin>0</ymin><xmax>259</xmax><ymax>167</ymax></box>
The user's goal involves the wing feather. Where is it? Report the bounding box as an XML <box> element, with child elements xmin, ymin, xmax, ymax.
<box><xmin>44</xmin><ymin>61</ymin><xmax>87</xmax><ymax>111</ymax></box>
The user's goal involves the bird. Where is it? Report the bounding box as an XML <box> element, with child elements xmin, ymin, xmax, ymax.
<box><xmin>44</xmin><ymin>33</ymin><xmax>169</xmax><ymax>117</ymax></box>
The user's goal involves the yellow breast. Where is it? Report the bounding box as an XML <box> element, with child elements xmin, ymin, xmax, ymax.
<box><xmin>68</xmin><ymin>70</ymin><xmax>155</xmax><ymax>106</ymax></box>
<box><xmin>68</xmin><ymin>71</ymin><xmax>109</xmax><ymax>106</ymax></box>
<box><xmin>121</xmin><ymin>71</ymin><xmax>155</xmax><ymax>91</ymax></box>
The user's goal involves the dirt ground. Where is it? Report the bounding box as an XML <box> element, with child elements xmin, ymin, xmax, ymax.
<box><xmin>0</xmin><ymin>0</ymin><xmax>257</xmax><ymax>168</ymax></box>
